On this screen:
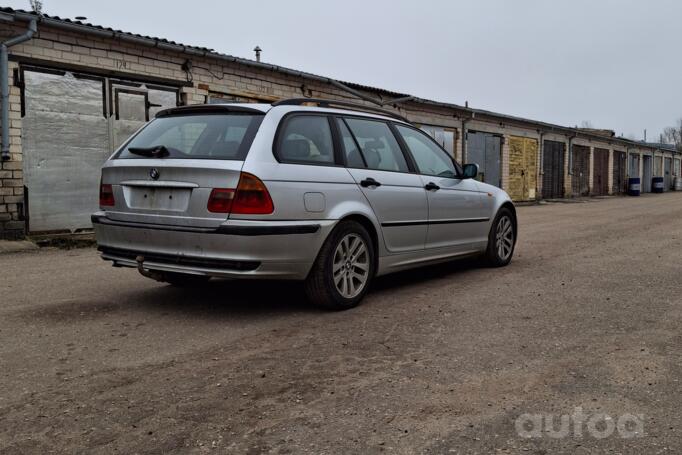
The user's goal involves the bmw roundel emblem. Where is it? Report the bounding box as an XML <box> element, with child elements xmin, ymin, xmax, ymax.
<box><xmin>149</xmin><ymin>168</ymin><xmax>160</xmax><ymax>180</ymax></box>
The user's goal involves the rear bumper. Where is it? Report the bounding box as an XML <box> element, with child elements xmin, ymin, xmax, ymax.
<box><xmin>92</xmin><ymin>212</ymin><xmax>335</xmax><ymax>279</ymax></box>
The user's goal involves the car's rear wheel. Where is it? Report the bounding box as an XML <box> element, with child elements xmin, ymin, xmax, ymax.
<box><xmin>484</xmin><ymin>207</ymin><xmax>516</xmax><ymax>267</ymax></box>
<box><xmin>305</xmin><ymin>220</ymin><xmax>375</xmax><ymax>310</ymax></box>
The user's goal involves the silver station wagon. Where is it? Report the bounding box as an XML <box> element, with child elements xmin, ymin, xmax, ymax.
<box><xmin>94</xmin><ymin>99</ymin><xmax>517</xmax><ymax>310</ymax></box>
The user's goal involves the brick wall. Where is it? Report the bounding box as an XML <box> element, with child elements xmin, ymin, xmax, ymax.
<box><xmin>0</xmin><ymin>20</ymin><xmax>673</xmax><ymax>236</ymax></box>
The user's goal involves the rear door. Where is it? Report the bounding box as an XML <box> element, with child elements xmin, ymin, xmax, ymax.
<box><xmin>101</xmin><ymin>108</ymin><xmax>264</xmax><ymax>228</ymax></box>
<box><xmin>394</xmin><ymin>124</ymin><xmax>486</xmax><ymax>250</ymax></box>
<box><xmin>342</xmin><ymin>117</ymin><xmax>428</xmax><ymax>253</ymax></box>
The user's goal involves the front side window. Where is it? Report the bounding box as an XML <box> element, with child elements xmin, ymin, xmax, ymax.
<box><xmin>278</xmin><ymin>115</ymin><xmax>334</xmax><ymax>164</ymax></box>
<box><xmin>345</xmin><ymin>118</ymin><xmax>409</xmax><ymax>173</ymax></box>
<box><xmin>396</xmin><ymin>125</ymin><xmax>457</xmax><ymax>178</ymax></box>
<box><xmin>116</xmin><ymin>113</ymin><xmax>263</xmax><ymax>160</ymax></box>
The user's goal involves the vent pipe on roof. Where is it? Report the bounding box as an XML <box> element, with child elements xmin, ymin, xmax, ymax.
<box><xmin>253</xmin><ymin>46</ymin><xmax>262</xmax><ymax>63</ymax></box>
<box><xmin>1</xmin><ymin>17</ymin><xmax>37</xmax><ymax>161</ymax></box>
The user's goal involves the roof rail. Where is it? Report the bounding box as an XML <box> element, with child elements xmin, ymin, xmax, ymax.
<box><xmin>271</xmin><ymin>98</ymin><xmax>410</xmax><ymax>123</ymax></box>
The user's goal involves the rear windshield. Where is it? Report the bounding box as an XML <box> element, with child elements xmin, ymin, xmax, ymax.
<box><xmin>115</xmin><ymin>113</ymin><xmax>263</xmax><ymax>160</ymax></box>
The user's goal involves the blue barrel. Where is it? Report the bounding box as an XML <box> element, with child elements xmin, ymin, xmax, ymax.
<box><xmin>652</xmin><ymin>177</ymin><xmax>664</xmax><ymax>193</ymax></box>
<box><xmin>628</xmin><ymin>177</ymin><xmax>641</xmax><ymax>196</ymax></box>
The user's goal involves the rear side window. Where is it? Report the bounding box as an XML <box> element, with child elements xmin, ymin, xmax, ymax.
<box><xmin>277</xmin><ymin>115</ymin><xmax>335</xmax><ymax>164</ymax></box>
<box><xmin>117</xmin><ymin>114</ymin><xmax>263</xmax><ymax>160</ymax></box>
<box><xmin>395</xmin><ymin>125</ymin><xmax>457</xmax><ymax>178</ymax></box>
<box><xmin>344</xmin><ymin>118</ymin><xmax>409</xmax><ymax>172</ymax></box>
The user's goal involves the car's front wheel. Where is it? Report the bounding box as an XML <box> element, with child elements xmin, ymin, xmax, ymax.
<box><xmin>305</xmin><ymin>220</ymin><xmax>375</xmax><ymax>310</ymax></box>
<box><xmin>484</xmin><ymin>207</ymin><xmax>516</xmax><ymax>267</ymax></box>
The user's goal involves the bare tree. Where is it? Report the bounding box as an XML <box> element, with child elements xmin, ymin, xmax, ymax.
<box><xmin>661</xmin><ymin>118</ymin><xmax>682</xmax><ymax>151</ymax></box>
<box><xmin>580</xmin><ymin>120</ymin><xmax>594</xmax><ymax>129</ymax></box>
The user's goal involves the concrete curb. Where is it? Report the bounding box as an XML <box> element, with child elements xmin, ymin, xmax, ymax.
<box><xmin>0</xmin><ymin>240</ymin><xmax>40</xmax><ymax>255</ymax></box>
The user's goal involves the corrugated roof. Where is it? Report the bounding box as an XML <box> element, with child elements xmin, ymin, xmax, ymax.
<box><xmin>0</xmin><ymin>6</ymin><xmax>413</xmax><ymax>99</ymax></box>
<box><xmin>1</xmin><ymin>6</ymin><xmax>678</xmax><ymax>152</ymax></box>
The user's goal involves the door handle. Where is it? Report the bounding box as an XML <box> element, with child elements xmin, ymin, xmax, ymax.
<box><xmin>360</xmin><ymin>178</ymin><xmax>382</xmax><ymax>188</ymax></box>
<box><xmin>424</xmin><ymin>182</ymin><xmax>440</xmax><ymax>191</ymax></box>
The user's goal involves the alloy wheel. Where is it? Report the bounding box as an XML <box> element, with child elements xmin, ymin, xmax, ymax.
<box><xmin>332</xmin><ymin>233</ymin><xmax>370</xmax><ymax>299</ymax></box>
<box><xmin>496</xmin><ymin>215</ymin><xmax>514</xmax><ymax>261</ymax></box>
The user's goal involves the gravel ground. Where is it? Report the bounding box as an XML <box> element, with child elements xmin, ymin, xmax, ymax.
<box><xmin>1</xmin><ymin>193</ymin><xmax>682</xmax><ymax>454</ymax></box>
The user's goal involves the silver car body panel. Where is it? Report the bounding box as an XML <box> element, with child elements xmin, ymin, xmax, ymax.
<box><xmin>94</xmin><ymin>103</ymin><xmax>514</xmax><ymax>280</ymax></box>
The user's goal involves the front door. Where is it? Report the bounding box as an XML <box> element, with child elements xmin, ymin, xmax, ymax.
<box><xmin>394</xmin><ymin>124</ymin><xmax>485</xmax><ymax>250</ymax></box>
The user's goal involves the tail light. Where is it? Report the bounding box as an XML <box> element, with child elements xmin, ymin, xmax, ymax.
<box><xmin>207</xmin><ymin>172</ymin><xmax>274</xmax><ymax>215</ymax></box>
<box><xmin>207</xmin><ymin>188</ymin><xmax>235</xmax><ymax>213</ymax></box>
<box><xmin>99</xmin><ymin>183</ymin><xmax>115</xmax><ymax>207</ymax></box>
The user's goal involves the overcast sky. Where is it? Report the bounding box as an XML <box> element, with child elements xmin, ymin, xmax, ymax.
<box><xmin>5</xmin><ymin>0</ymin><xmax>682</xmax><ymax>139</ymax></box>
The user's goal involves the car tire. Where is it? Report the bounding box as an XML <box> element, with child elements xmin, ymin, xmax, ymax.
<box><xmin>161</xmin><ymin>272</ymin><xmax>211</xmax><ymax>287</ymax></box>
<box><xmin>304</xmin><ymin>220</ymin><xmax>375</xmax><ymax>310</ymax></box>
<box><xmin>484</xmin><ymin>207</ymin><xmax>516</xmax><ymax>267</ymax></box>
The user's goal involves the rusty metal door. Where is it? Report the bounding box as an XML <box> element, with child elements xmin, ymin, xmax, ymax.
<box><xmin>542</xmin><ymin>140</ymin><xmax>564</xmax><ymax>199</ymax></box>
<box><xmin>592</xmin><ymin>148</ymin><xmax>609</xmax><ymax>196</ymax></box>
<box><xmin>571</xmin><ymin>145</ymin><xmax>590</xmax><ymax>197</ymax></box>
<box><xmin>612</xmin><ymin>151</ymin><xmax>626</xmax><ymax>193</ymax></box>
<box><xmin>509</xmin><ymin>136</ymin><xmax>538</xmax><ymax>201</ymax></box>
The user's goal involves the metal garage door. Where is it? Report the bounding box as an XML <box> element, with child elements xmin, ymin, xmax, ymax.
<box><xmin>508</xmin><ymin>136</ymin><xmax>538</xmax><ymax>201</ymax></box>
<box><xmin>22</xmin><ymin>68</ymin><xmax>178</xmax><ymax>233</ymax></box>
<box><xmin>467</xmin><ymin>131</ymin><xmax>501</xmax><ymax>187</ymax></box>
<box><xmin>592</xmin><ymin>148</ymin><xmax>609</xmax><ymax>196</ymax></box>
<box><xmin>542</xmin><ymin>140</ymin><xmax>564</xmax><ymax>199</ymax></box>
<box><xmin>571</xmin><ymin>145</ymin><xmax>590</xmax><ymax>197</ymax></box>
<box><xmin>664</xmin><ymin>158</ymin><xmax>672</xmax><ymax>190</ymax></box>
<box><xmin>612</xmin><ymin>151</ymin><xmax>626</xmax><ymax>193</ymax></box>
<box><xmin>642</xmin><ymin>156</ymin><xmax>652</xmax><ymax>192</ymax></box>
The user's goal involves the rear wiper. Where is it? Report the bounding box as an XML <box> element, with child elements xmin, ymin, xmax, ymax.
<box><xmin>128</xmin><ymin>145</ymin><xmax>170</xmax><ymax>158</ymax></box>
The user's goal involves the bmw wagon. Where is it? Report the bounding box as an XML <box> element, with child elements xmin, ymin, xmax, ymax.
<box><xmin>93</xmin><ymin>98</ymin><xmax>517</xmax><ymax>310</ymax></box>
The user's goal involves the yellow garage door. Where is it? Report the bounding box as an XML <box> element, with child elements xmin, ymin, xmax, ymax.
<box><xmin>508</xmin><ymin>136</ymin><xmax>538</xmax><ymax>201</ymax></box>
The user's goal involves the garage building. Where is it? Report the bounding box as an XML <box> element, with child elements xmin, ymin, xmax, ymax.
<box><xmin>0</xmin><ymin>7</ymin><xmax>679</xmax><ymax>238</ymax></box>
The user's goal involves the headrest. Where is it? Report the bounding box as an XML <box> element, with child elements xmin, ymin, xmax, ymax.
<box><xmin>364</xmin><ymin>149</ymin><xmax>381</xmax><ymax>168</ymax></box>
<box><xmin>282</xmin><ymin>139</ymin><xmax>310</xmax><ymax>159</ymax></box>
<box><xmin>364</xmin><ymin>139</ymin><xmax>385</xmax><ymax>150</ymax></box>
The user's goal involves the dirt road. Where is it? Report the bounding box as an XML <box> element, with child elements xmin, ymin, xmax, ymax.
<box><xmin>2</xmin><ymin>193</ymin><xmax>682</xmax><ymax>454</ymax></box>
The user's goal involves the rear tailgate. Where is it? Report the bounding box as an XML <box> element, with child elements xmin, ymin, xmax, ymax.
<box><xmin>101</xmin><ymin>159</ymin><xmax>244</xmax><ymax>228</ymax></box>
<box><xmin>98</xmin><ymin>106</ymin><xmax>267</xmax><ymax>228</ymax></box>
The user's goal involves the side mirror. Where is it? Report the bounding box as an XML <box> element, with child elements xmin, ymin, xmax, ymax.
<box><xmin>462</xmin><ymin>163</ymin><xmax>478</xmax><ymax>179</ymax></box>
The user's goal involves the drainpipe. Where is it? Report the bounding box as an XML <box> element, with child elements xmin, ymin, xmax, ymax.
<box><xmin>1</xmin><ymin>18</ymin><xmax>37</xmax><ymax>161</ymax></box>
